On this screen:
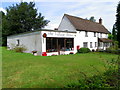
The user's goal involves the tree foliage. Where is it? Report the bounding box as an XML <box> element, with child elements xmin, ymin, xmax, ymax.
<box><xmin>116</xmin><ymin>1</ymin><xmax>120</xmax><ymax>48</ymax></box>
<box><xmin>108</xmin><ymin>34</ymin><xmax>113</xmax><ymax>40</ymax></box>
<box><xmin>89</xmin><ymin>16</ymin><xmax>96</xmax><ymax>22</ymax></box>
<box><xmin>2</xmin><ymin>2</ymin><xmax>50</xmax><ymax>46</ymax></box>
<box><xmin>112</xmin><ymin>24</ymin><xmax>117</xmax><ymax>40</ymax></box>
<box><xmin>1</xmin><ymin>11</ymin><xmax>9</xmax><ymax>46</ymax></box>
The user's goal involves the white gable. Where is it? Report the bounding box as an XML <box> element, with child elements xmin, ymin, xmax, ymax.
<box><xmin>58</xmin><ymin>16</ymin><xmax>76</xmax><ymax>32</ymax></box>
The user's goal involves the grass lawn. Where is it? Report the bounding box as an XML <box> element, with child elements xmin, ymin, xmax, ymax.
<box><xmin>2</xmin><ymin>47</ymin><xmax>118</xmax><ymax>88</ymax></box>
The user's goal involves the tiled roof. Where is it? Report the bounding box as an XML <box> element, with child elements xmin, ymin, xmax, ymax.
<box><xmin>99</xmin><ymin>38</ymin><xmax>113</xmax><ymax>42</ymax></box>
<box><xmin>64</xmin><ymin>14</ymin><xmax>110</xmax><ymax>34</ymax></box>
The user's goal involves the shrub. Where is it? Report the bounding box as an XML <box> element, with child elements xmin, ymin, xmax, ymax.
<box><xmin>78</xmin><ymin>48</ymin><xmax>90</xmax><ymax>53</ymax></box>
<box><xmin>65</xmin><ymin>56</ymin><xmax>119</xmax><ymax>88</ymax></box>
<box><xmin>13</xmin><ymin>45</ymin><xmax>27</xmax><ymax>53</ymax></box>
<box><xmin>106</xmin><ymin>48</ymin><xmax>120</xmax><ymax>54</ymax></box>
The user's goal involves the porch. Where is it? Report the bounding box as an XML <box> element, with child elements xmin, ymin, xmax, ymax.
<box><xmin>98</xmin><ymin>38</ymin><xmax>113</xmax><ymax>50</ymax></box>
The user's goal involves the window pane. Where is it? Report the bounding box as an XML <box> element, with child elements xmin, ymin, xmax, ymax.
<box><xmin>83</xmin><ymin>42</ymin><xmax>88</xmax><ymax>48</ymax></box>
<box><xmin>90</xmin><ymin>42</ymin><xmax>92</xmax><ymax>48</ymax></box>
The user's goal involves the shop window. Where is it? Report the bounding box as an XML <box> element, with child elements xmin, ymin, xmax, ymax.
<box><xmin>46</xmin><ymin>38</ymin><xmax>74</xmax><ymax>52</ymax></box>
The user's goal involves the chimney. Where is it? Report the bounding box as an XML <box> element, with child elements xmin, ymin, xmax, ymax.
<box><xmin>99</xmin><ymin>18</ymin><xmax>102</xmax><ymax>24</ymax></box>
<box><xmin>54</xmin><ymin>28</ymin><xmax>58</xmax><ymax>30</ymax></box>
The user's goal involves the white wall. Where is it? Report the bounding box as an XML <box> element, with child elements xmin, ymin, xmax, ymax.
<box><xmin>57</xmin><ymin>15</ymin><xmax>109</xmax><ymax>52</ymax></box>
<box><xmin>74</xmin><ymin>31</ymin><xmax>98</xmax><ymax>51</ymax></box>
<box><xmin>58</xmin><ymin>16</ymin><xmax>76</xmax><ymax>32</ymax></box>
<box><xmin>7</xmin><ymin>31</ymin><xmax>42</xmax><ymax>55</ymax></box>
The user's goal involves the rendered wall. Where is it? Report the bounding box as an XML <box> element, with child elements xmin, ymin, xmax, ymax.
<box><xmin>7</xmin><ymin>31</ymin><xmax>42</xmax><ymax>55</ymax></box>
<box><xmin>58</xmin><ymin>16</ymin><xmax>76</xmax><ymax>32</ymax></box>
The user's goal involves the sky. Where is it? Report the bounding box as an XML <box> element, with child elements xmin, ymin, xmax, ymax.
<box><xmin>1</xmin><ymin>0</ymin><xmax>120</xmax><ymax>32</ymax></box>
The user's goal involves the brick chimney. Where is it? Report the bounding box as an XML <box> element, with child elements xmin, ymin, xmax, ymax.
<box><xmin>99</xmin><ymin>18</ymin><xmax>102</xmax><ymax>24</ymax></box>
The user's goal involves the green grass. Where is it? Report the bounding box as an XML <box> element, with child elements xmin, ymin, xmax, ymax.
<box><xmin>2</xmin><ymin>47</ymin><xmax>118</xmax><ymax>88</ymax></box>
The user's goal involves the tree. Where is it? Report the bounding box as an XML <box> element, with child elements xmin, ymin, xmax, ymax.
<box><xmin>116</xmin><ymin>1</ymin><xmax>120</xmax><ymax>48</ymax></box>
<box><xmin>2</xmin><ymin>2</ymin><xmax>50</xmax><ymax>46</ymax></box>
<box><xmin>112</xmin><ymin>24</ymin><xmax>117</xmax><ymax>40</ymax></box>
<box><xmin>108</xmin><ymin>34</ymin><xmax>113</xmax><ymax>40</ymax></box>
<box><xmin>1</xmin><ymin>11</ymin><xmax>9</xmax><ymax>46</ymax></box>
<box><xmin>89</xmin><ymin>16</ymin><xmax>96</xmax><ymax>22</ymax></box>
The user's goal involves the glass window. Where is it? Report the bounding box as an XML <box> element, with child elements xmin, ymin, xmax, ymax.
<box><xmin>99</xmin><ymin>42</ymin><xmax>103</xmax><ymax>47</ymax></box>
<box><xmin>97</xmin><ymin>33</ymin><xmax>99</xmax><ymax>37</ymax></box>
<box><xmin>83</xmin><ymin>42</ymin><xmax>88</xmax><ymax>48</ymax></box>
<box><xmin>95</xmin><ymin>42</ymin><xmax>97</xmax><ymax>47</ymax></box>
<box><xmin>94</xmin><ymin>32</ymin><xmax>96</xmax><ymax>37</ymax></box>
<box><xmin>16</xmin><ymin>39</ymin><xmax>20</xmax><ymax>46</ymax></box>
<box><xmin>100</xmin><ymin>33</ymin><xmax>102</xmax><ymax>38</ymax></box>
<box><xmin>46</xmin><ymin>38</ymin><xmax>74</xmax><ymax>52</ymax></box>
<box><xmin>85</xmin><ymin>31</ymin><xmax>88</xmax><ymax>37</ymax></box>
<box><xmin>90</xmin><ymin>42</ymin><xmax>92</xmax><ymax>48</ymax></box>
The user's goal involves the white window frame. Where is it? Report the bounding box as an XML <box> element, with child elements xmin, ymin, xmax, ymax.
<box><xmin>85</xmin><ymin>31</ymin><xmax>88</xmax><ymax>37</ymax></box>
<box><xmin>83</xmin><ymin>42</ymin><xmax>88</xmax><ymax>48</ymax></box>
<box><xmin>95</xmin><ymin>42</ymin><xmax>97</xmax><ymax>47</ymax></box>
<box><xmin>90</xmin><ymin>42</ymin><xmax>92</xmax><ymax>48</ymax></box>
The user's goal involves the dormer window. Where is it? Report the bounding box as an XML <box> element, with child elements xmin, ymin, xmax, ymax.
<box><xmin>85</xmin><ymin>31</ymin><xmax>88</xmax><ymax>37</ymax></box>
<box><xmin>94</xmin><ymin>32</ymin><xmax>96</xmax><ymax>37</ymax></box>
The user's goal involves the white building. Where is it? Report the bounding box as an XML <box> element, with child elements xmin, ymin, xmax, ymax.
<box><xmin>7</xmin><ymin>14</ymin><xmax>112</xmax><ymax>56</ymax></box>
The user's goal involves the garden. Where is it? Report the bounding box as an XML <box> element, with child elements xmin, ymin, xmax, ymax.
<box><xmin>2</xmin><ymin>47</ymin><xmax>119</xmax><ymax>88</ymax></box>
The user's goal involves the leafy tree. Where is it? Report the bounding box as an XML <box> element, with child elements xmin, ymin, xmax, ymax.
<box><xmin>108</xmin><ymin>34</ymin><xmax>113</xmax><ymax>40</ymax></box>
<box><xmin>2</xmin><ymin>2</ymin><xmax>50</xmax><ymax>46</ymax></box>
<box><xmin>0</xmin><ymin>11</ymin><xmax>2</xmax><ymax>46</ymax></box>
<box><xmin>89</xmin><ymin>16</ymin><xmax>96</xmax><ymax>22</ymax></box>
<box><xmin>112</xmin><ymin>24</ymin><xmax>117</xmax><ymax>41</ymax></box>
<box><xmin>1</xmin><ymin>11</ymin><xmax>9</xmax><ymax>46</ymax></box>
<box><xmin>116</xmin><ymin>1</ymin><xmax>120</xmax><ymax>48</ymax></box>
<box><xmin>85</xmin><ymin>18</ymin><xmax>88</xmax><ymax>20</ymax></box>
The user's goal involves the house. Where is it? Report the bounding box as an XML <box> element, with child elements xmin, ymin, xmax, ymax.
<box><xmin>7</xmin><ymin>14</ymin><xmax>112</xmax><ymax>56</ymax></box>
<box><xmin>58</xmin><ymin>14</ymin><xmax>112</xmax><ymax>51</ymax></box>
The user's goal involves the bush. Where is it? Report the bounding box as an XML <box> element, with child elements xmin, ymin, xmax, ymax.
<box><xmin>13</xmin><ymin>45</ymin><xmax>27</xmax><ymax>53</ymax></box>
<box><xmin>65</xmin><ymin>56</ymin><xmax>119</xmax><ymax>88</ymax></box>
<box><xmin>78</xmin><ymin>48</ymin><xmax>90</xmax><ymax>53</ymax></box>
<box><xmin>106</xmin><ymin>48</ymin><xmax>120</xmax><ymax>54</ymax></box>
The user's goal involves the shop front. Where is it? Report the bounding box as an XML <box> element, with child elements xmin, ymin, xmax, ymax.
<box><xmin>41</xmin><ymin>30</ymin><xmax>76</xmax><ymax>56</ymax></box>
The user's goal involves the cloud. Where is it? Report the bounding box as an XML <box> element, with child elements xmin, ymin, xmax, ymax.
<box><xmin>38</xmin><ymin>2</ymin><xmax>118</xmax><ymax>30</ymax></box>
<box><xmin>0</xmin><ymin>8</ymin><xmax>7</xmax><ymax>14</ymax></box>
<box><xmin>1</xmin><ymin>0</ymin><xmax>120</xmax><ymax>2</ymax></box>
<box><xmin>45</xmin><ymin>23</ymin><xmax>58</xmax><ymax>29</ymax></box>
<box><xmin>1</xmin><ymin>1</ymin><xmax>119</xmax><ymax>31</ymax></box>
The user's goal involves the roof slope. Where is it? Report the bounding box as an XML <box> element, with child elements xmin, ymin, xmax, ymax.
<box><xmin>64</xmin><ymin>14</ymin><xmax>109</xmax><ymax>34</ymax></box>
<box><xmin>99</xmin><ymin>38</ymin><xmax>113</xmax><ymax>42</ymax></box>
